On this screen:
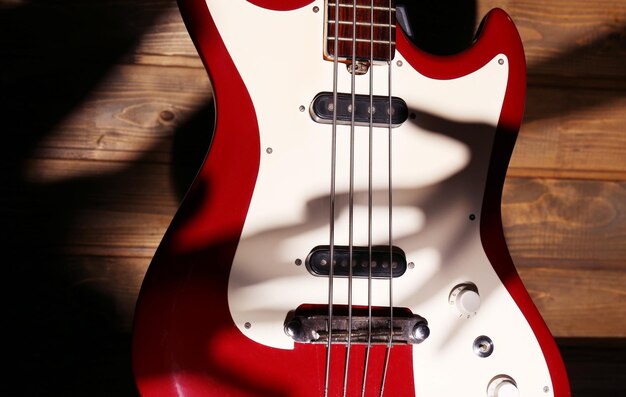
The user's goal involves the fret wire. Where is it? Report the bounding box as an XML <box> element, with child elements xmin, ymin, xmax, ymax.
<box><xmin>328</xmin><ymin>37</ymin><xmax>396</xmax><ymax>44</ymax></box>
<box><xmin>328</xmin><ymin>20</ymin><xmax>397</xmax><ymax>28</ymax></box>
<box><xmin>328</xmin><ymin>3</ymin><xmax>396</xmax><ymax>11</ymax></box>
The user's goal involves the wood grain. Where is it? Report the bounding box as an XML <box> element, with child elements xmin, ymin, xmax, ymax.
<box><xmin>18</xmin><ymin>62</ymin><xmax>625</xmax><ymax>182</ymax></box>
<box><xmin>2</xmin><ymin>0</ymin><xmax>625</xmax><ymax>395</ymax></box>
<box><xmin>512</xmin><ymin>86</ymin><xmax>626</xmax><ymax>180</ymax></box>
<box><xmin>503</xmin><ymin>179</ymin><xmax>626</xmax><ymax>265</ymax></box>
<box><xmin>10</xmin><ymin>167</ymin><xmax>625</xmax><ymax>337</ymax></box>
<box><xmin>479</xmin><ymin>0</ymin><xmax>626</xmax><ymax>88</ymax></box>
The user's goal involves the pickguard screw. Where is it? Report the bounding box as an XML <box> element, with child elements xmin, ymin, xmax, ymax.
<box><xmin>295</xmin><ymin>258</ymin><xmax>302</xmax><ymax>266</ymax></box>
<box><xmin>543</xmin><ymin>386</ymin><xmax>550</xmax><ymax>393</ymax></box>
<box><xmin>408</xmin><ymin>262</ymin><xmax>415</xmax><ymax>269</ymax></box>
<box><xmin>266</xmin><ymin>147</ymin><xmax>273</xmax><ymax>154</ymax></box>
<box><xmin>244</xmin><ymin>322</ymin><xmax>251</xmax><ymax>329</ymax></box>
<box><xmin>313</xmin><ymin>6</ymin><xmax>319</xmax><ymax>13</ymax></box>
<box><xmin>498</xmin><ymin>58</ymin><xmax>504</xmax><ymax>65</ymax></box>
<box><xmin>469</xmin><ymin>213</ymin><xmax>476</xmax><ymax>221</ymax></box>
<box><xmin>299</xmin><ymin>105</ymin><xmax>305</xmax><ymax>112</ymax></box>
<box><xmin>396</xmin><ymin>60</ymin><xmax>403</xmax><ymax>67</ymax></box>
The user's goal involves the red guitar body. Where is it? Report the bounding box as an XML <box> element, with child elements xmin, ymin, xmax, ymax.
<box><xmin>132</xmin><ymin>1</ymin><xmax>571</xmax><ymax>396</ymax></box>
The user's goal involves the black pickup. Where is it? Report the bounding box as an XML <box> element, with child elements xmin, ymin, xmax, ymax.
<box><xmin>305</xmin><ymin>245</ymin><xmax>407</xmax><ymax>278</ymax></box>
<box><xmin>310</xmin><ymin>92</ymin><xmax>408</xmax><ymax>128</ymax></box>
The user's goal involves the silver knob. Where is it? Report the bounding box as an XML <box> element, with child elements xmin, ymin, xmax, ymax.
<box><xmin>487</xmin><ymin>375</ymin><xmax>519</xmax><ymax>397</ymax></box>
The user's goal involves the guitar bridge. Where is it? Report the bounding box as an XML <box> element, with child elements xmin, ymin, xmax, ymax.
<box><xmin>284</xmin><ymin>305</ymin><xmax>429</xmax><ymax>345</ymax></box>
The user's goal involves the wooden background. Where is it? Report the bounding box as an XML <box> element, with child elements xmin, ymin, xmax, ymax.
<box><xmin>2</xmin><ymin>0</ymin><xmax>624</xmax><ymax>395</ymax></box>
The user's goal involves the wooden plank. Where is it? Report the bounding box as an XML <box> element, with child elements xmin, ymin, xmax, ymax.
<box><xmin>132</xmin><ymin>5</ymin><xmax>198</xmax><ymax>60</ymax></box>
<box><xmin>511</xmin><ymin>85</ymin><xmax>626</xmax><ymax>179</ymax></box>
<box><xmin>129</xmin><ymin>0</ymin><xmax>626</xmax><ymax>89</ymax></box>
<box><xmin>19</xmin><ymin>60</ymin><xmax>625</xmax><ymax>181</ymax></box>
<box><xmin>5</xmin><ymin>1</ymin><xmax>623</xmax><ymax>181</ymax></box>
<box><xmin>502</xmin><ymin>178</ymin><xmax>626</xmax><ymax>265</ymax></box>
<box><xmin>46</xmin><ymin>256</ymin><xmax>625</xmax><ymax>337</ymax></box>
<box><xmin>28</xmin><ymin>63</ymin><xmax>212</xmax><ymax>165</ymax></box>
<box><xmin>8</xmin><ymin>170</ymin><xmax>623</xmax><ymax>337</ymax></box>
<box><xmin>19</xmin><ymin>158</ymin><xmax>625</xmax><ymax>269</ymax></box>
<box><xmin>520</xmin><ymin>267</ymin><xmax>626</xmax><ymax>337</ymax></box>
<box><xmin>4</xmin><ymin>0</ymin><xmax>623</xmax><ymax>89</ymax></box>
<box><xmin>479</xmin><ymin>0</ymin><xmax>626</xmax><ymax>88</ymax></box>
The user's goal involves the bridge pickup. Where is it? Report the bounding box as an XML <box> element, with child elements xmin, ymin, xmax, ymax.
<box><xmin>310</xmin><ymin>92</ymin><xmax>408</xmax><ymax>128</ymax></box>
<box><xmin>284</xmin><ymin>305</ymin><xmax>429</xmax><ymax>345</ymax></box>
<box><xmin>306</xmin><ymin>245</ymin><xmax>407</xmax><ymax>278</ymax></box>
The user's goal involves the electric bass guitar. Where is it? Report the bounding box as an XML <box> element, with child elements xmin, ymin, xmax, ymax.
<box><xmin>133</xmin><ymin>1</ymin><xmax>571</xmax><ymax>396</ymax></box>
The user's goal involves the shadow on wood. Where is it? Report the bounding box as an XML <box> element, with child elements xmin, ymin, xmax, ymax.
<box><xmin>1</xmin><ymin>0</ymin><xmax>624</xmax><ymax>395</ymax></box>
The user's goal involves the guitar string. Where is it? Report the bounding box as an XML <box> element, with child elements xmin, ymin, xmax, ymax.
<box><xmin>379</xmin><ymin>1</ymin><xmax>394</xmax><ymax>396</ymax></box>
<box><xmin>341</xmin><ymin>0</ymin><xmax>358</xmax><ymax>395</ymax></box>
<box><xmin>360</xmin><ymin>0</ymin><xmax>375</xmax><ymax>396</ymax></box>
<box><xmin>324</xmin><ymin>0</ymin><xmax>341</xmax><ymax>395</ymax></box>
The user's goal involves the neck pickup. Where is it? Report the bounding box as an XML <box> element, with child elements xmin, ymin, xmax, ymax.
<box><xmin>310</xmin><ymin>92</ymin><xmax>408</xmax><ymax>128</ymax></box>
<box><xmin>325</xmin><ymin>0</ymin><xmax>397</xmax><ymax>63</ymax></box>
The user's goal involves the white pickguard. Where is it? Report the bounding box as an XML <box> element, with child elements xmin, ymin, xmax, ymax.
<box><xmin>206</xmin><ymin>1</ymin><xmax>554</xmax><ymax>395</ymax></box>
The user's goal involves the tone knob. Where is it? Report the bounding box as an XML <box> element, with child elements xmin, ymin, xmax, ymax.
<box><xmin>449</xmin><ymin>283</ymin><xmax>480</xmax><ymax>317</ymax></box>
<box><xmin>487</xmin><ymin>376</ymin><xmax>519</xmax><ymax>397</ymax></box>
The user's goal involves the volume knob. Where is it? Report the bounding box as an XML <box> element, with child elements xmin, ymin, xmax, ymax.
<box><xmin>449</xmin><ymin>283</ymin><xmax>480</xmax><ymax>317</ymax></box>
<box><xmin>487</xmin><ymin>376</ymin><xmax>519</xmax><ymax>397</ymax></box>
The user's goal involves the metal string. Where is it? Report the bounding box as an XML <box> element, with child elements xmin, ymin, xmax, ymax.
<box><xmin>341</xmin><ymin>0</ymin><xmax>358</xmax><ymax>395</ymax></box>
<box><xmin>379</xmin><ymin>1</ymin><xmax>394</xmax><ymax>396</ymax></box>
<box><xmin>324</xmin><ymin>0</ymin><xmax>341</xmax><ymax>395</ymax></box>
<box><xmin>360</xmin><ymin>0</ymin><xmax>375</xmax><ymax>396</ymax></box>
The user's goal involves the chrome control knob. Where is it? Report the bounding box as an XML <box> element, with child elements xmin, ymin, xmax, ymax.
<box><xmin>487</xmin><ymin>376</ymin><xmax>519</xmax><ymax>397</ymax></box>
<box><xmin>449</xmin><ymin>283</ymin><xmax>480</xmax><ymax>317</ymax></box>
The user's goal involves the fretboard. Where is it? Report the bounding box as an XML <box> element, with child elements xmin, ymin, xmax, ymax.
<box><xmin>325</xmin><ymin>0</ymin><xmax>397</xmax><ymax>63</ymax></box>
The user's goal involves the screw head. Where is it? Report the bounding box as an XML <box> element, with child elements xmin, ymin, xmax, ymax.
<box><xmin>312</xmin><ymin>6</ymin><xmax>319</xmax><ymax>13</ymax></box>
<box><xmin>284</xmin><ymin>319</ymin><xmax>302</xmax><ymax>338</ymax></box>
<box><xmin>413</xmin><ymin>322</ymin><xmax>430</xmax><ymax>342</ymax></box>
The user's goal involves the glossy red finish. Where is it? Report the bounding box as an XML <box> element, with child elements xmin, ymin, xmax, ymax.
<box><xmin>397</xmin><ymin>9</ymin><xmax>571</xmax><ymax>397</ymax></box>
<box><xmin>247</xmin><ymin>0</ymin><xmax>314</xmax><ymax>11</ymax></box>
<box><xmin>133</xmin><ymin>2</ymin><xmax>570</xmax><ymax>396</ymax></box>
